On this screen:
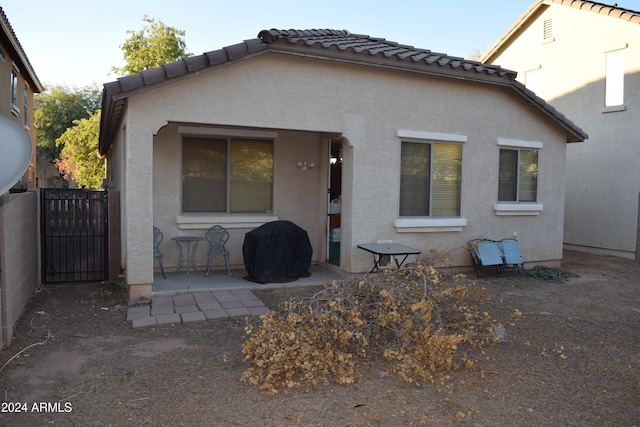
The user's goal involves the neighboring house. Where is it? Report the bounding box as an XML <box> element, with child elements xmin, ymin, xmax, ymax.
<box><xmin>0</xmin><ymin>7</ymin><xmax>43</xmax><ymax>347</ymax></box>
<box><xmin>0</xmin><ymin>7</ymin><xmax>43</xmax><ymax>189</ymax></box>
<box><xmin>482</xmin><ymin>0</ymin><xmax>640</xmax><ymax>260</ymax></box>
<box><xmin>99</xmin><ymin>29</ymin><xmax>586</xmax><ymax>303</ymax></box>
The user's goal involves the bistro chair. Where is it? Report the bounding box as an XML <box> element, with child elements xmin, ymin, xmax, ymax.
<box><xmin>153</xmin><ymin>226</ymin><xmax>167</xmax><ymax>279</ymax></box>
<box><xmin>205</xmin><ymin>225</ymin><xmax>233</xmax><ymax>277</ymax></box>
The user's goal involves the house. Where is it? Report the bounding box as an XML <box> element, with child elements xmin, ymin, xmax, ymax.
<box><xmin>0</xmin><ymin>7</ymin><xmax>43</xmax><ymax>190</ymax></box>
<box><xmin>98</xmin><ymin>29</ymin><xmax>586</xmax><ymax>303</ymax></box>
<box><xmin>482</xmin><ymin>0</ymin><xmax>640</xmax><ymax>260</ymax></box>
<box><xmin>0</xmin><ymin>7</ymin><xmax>43</xmax><ymax>347</ymax></box>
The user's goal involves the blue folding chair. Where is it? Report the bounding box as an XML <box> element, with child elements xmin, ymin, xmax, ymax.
<box><xmin>499</xmin><ymin>238</ymin><xmax>525</xmax><ymax>275</ymax></box>
<box><xmin>475</xmin><ymin>239</ymin><xmax>509</xmax><ymax>279</ymax></box>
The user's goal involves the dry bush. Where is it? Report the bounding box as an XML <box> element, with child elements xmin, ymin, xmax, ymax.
<box><xmin>241</xmin><ymin>263</ymin><xmax>503</xmax><ymax>395</ymax></box>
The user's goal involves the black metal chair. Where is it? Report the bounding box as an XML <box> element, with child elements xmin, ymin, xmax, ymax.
<box><xmin>205</xmin><ymin>225</ymin><xmax>232</xmax><ymax>277</ymax></box>
<box><xmin>153</xmin><ymin>226</ymin><xmax>167</xmax><ymax>279</ymax></box>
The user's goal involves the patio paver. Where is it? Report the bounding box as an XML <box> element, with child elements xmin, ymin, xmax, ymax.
<box><xmin>128</xmin><ymin>289</ymin><xmax>269</xmax><ymax>328</ymax></box>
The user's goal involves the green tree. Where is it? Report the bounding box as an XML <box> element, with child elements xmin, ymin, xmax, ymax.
<box><xmin>55</xmin><ymin>111</ymin><xmax>104</xmax><ymax>188</ymax></box>
<box><xmin>34</xmin><ymin>84</ymin><xmax>101</xmax><ymax>160</ymax></box>
<box><xmin>111</xmin><ymin>16</ymin><xmax>190</xmax><ymax>76</ymax></box>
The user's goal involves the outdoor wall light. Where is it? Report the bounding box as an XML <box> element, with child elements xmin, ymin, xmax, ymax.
<box><xmin>297</xmin><ymin>161</ymin><xmax>315</xmax><ymax>171</ymax></box>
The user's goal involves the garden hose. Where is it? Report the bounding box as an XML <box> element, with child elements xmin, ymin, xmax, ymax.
<box><xmin>525</xmin><ymin>265</ymin><xmax>580</xmax><ymax>282</ymax></box>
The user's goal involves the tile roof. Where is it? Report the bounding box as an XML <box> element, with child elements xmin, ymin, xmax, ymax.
<box><xmin>99</xmin><ymin>28</ymin><xmax>586</xmax><ymax>154</ymax></box>
<box><xmin>483</xmin><ymin>0</ymin><xmax>640</xmax><ymax>62</ymax></box>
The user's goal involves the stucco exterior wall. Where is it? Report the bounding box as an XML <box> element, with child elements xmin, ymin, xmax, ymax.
<box><xmin>0</xmin><ymin>191</ymin><xmax>39</xmax><ymax>347</ymax></box>
<box><xmin>112</xmin><ymin>52</ymin><xmax>571</xmax><ymax>296</ymax></box>
<box><xmin>485</xmin><ymin>5</ymin><xmax>640</xmax><ymax>259</ymax></box>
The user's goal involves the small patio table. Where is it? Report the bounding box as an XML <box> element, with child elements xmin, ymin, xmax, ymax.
<box><xmin>357</xmin><ymin>243</ymin><xmax>421</xmax><ymax>273</ymax></box>
<box><xmin>171</xmin><ymin>236</ymin><xmax>204</xmax><ymax>277</ymax></box>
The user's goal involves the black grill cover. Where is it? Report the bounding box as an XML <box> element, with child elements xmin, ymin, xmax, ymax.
<box><xmin>243</xmin><ymin>220</ymin><xmax>312</xmax><ymax>283</ymax></box>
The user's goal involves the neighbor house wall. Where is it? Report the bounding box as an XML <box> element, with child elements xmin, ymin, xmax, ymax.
<box><xmin>484</xmin><ymin>4</ymin><xmax>640</xmax><ymax>259</ymax></box>
<box><xmin>0</xmin><ymin>191</ymin><xmax>39</xmax><ymax>348</ymax></box>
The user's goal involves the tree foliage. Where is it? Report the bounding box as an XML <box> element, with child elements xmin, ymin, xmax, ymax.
<box><xmin>34</xmin><ymin>85</ymin><xmax>101</xmax><ymax>160</ymax></box>
<box><xmin>55</xmin><ymin>111</ymin><xmax>104</xmax><ymax>188</ymax></box>
<box><xmin>111</xmin><ymin>16</ymin><xmax>190</xmax><ymax>76</ymax></box>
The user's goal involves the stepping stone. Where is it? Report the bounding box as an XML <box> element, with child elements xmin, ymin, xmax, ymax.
<box><xmin>181</xmin><ymin>311</ymin><xmax>206</xmax><ymax>323</ymax></box>
<box><xmin>127</xmin><ymin>306</ymin><xmax>150</xmax><ymax>321</ymax></box>
<box><xmin>132</xmin><ymin>316</ymin><xmax>157</xmax><ymax>328</ymax></box>
<box><xmin>156</xmin><ymin>313</ymin><xmax>182</xmax><ymax>325</ymax></box>
<box><xmin>173</xmin><ymin>294</ymin><xmax>196</xmax><ymax>306</ymax></box>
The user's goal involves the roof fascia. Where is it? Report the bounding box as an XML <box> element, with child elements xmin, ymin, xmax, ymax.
<box><xmin>511</xmin><ymin>82</ymin><xmax>587</xmax><ymax>142</ymax></box>
<box><xmin>0</xmin><ymin>10</ymin><xmax>44</xmax><ymax>92</ymax></box>
<box><xmin>481</xmin><ymin>1</ymin><xmax>548</xmax><ymax>63</ymax></box>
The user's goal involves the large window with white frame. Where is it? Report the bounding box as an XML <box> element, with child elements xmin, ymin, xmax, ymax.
<box><xmin>182</xmin><ymin>137</ymin><xmax>273</xmax><ymax>213</ymax></box>
<box><xmin>498</xmin><ymin>148</ymin><xmax>538</xmax><ymax>202</ymax></box>
<box><xmin>399</xmin><ymin>140</ymin><xmax>462</xmax><ymax>216</ymax></box>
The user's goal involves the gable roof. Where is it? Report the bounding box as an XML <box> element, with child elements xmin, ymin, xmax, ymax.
<box><xmin>0</xmin><ymin>7</ymin><xmax>44</xmax><ymax>93</ymax></box>
<box><xmin>482</xmin><ymin>0</ymin><xmax>640</xmax><ymax>63</ymax></box>
<box><xmin>99</xmin><ymin>28</ymin><xmax>586</xmax><ymax>155</ymax></box>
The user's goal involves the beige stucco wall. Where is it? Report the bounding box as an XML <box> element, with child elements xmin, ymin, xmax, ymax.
<box><xmin>110</xmin><ymin>52</ymin><xmax>572</xmax><ymax>298</ymax></box>
<box><xmin>0</xmin><ymin>191</ymin><xmax>40</xmax><ymax>347</ymax></box>
<box><xmin>486</xmin><ymin>5</ymin><xmax>640</xmax><ymax>259</ymax></box>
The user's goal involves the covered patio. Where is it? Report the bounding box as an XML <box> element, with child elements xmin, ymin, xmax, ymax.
<box><xmin>151</xmin><ymin>263</ymin><xmax>345</xmax><ymax>295</ymax></box>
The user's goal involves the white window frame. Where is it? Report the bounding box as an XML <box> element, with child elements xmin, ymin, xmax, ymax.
<box><xmin>495</xmin><ymin>139</ymin><xmax>543</xmax><ymax>216</ymax></box>
<box><xmin>395</xmin><ymin>130</ymin><xmax>467</xmax><ymax>232</ymax></box>
<box><xmin>604</xmin><ymin>47</ymin><xmax>626</xmax><ymax>111</ymax></box>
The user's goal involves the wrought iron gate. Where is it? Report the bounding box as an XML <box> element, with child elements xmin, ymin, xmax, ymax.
<box><xmin>41</xmin><ymin>188</ymin><xmax>108</xmax><ymax>283</ymax></box>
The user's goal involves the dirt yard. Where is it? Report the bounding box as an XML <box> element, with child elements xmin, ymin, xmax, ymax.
<box><xmin>0</xmin><ymin>251</ymin><xmax>638</xmax><ymax>426</ymax></box>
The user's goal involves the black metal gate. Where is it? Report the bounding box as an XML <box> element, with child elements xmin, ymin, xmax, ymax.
<box><xmin>41</xmin><ymin>188</ymin><xmax>108</xmax><ymax>283</ymax></box>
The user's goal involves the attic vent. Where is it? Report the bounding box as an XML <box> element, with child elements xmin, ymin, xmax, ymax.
<box><xmin>543</xmin><ymin>19</ymin><xmax>553</xmax><ymax>41</ymax></box>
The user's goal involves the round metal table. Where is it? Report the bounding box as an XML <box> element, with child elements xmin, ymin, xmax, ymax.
<box><xmin>171</xmin><ymin>236</ymin><xmax>204</xmax><ymax>277</ymax></box>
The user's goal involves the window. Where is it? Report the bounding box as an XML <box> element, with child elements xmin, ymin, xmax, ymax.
<box><xmin>498</xmin><ymin>148</ymin><xmax>538</xmax><ymax>202</ymax></box>
<box><xmin>23</xmin><ymin>85</ymin><xmax>28</xmax><ymax>125</ymax></box>
<box><xmin>605</xmin><ymin>50</ymin><xmax>624</xmax><ymax>107</ymax></box>
<box><xmin>400</xmin><ymin>141</ymin><xmax>461</xmax><ymax>216</ymax></box>
<box><xmin>10</xmin><ymin>68</ymin><xmax>18</xmax><ymax>108</ymax></box>
<box><xmin>182</xmin><ymin>137</ymin><xmax>273</xmax><ymax>213</ymax></box>
<box><xmin>524</xmin><ymin>68</ymin><xmax>541</xmax><ymax>95</ymax></box>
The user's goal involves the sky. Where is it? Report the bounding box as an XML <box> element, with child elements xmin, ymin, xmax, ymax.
<box><xmin>1</xmin><ymin>0</ymin><xmax>638</xmax><ymax>89</ymax></box>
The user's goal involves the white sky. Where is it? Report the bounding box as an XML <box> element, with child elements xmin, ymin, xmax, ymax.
<box><xmin>1</xmin><ymin>0</ymin><xmax>638</xmax><ymax>89</ymax></box>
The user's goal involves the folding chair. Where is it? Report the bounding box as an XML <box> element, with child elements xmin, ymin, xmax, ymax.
<box><xmin>499</xmin><ymin>238</ymin><xmax>525</xmax><ymax>275</ymax></box>
<box><xmin>475</xmin><ymin>239</ymin><xmax>509</xmax><ymax>279</ymax></box>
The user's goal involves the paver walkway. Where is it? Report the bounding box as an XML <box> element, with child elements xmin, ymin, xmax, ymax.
<box><xmin>126</xmin><ymin>289</ymin><xmax>269</xmax><ymax>328</ymax></box>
